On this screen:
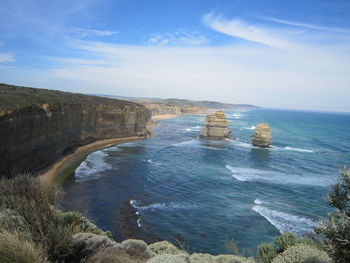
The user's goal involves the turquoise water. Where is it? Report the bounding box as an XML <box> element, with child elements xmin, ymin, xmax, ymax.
<box><xmin>61</xmin><ymin>109</ymin><xmax>350</xmax><ymax>255</ymax></box>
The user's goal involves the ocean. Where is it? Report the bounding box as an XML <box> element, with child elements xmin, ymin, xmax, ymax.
<box><xmin>61</xmin><ymin>109</ymin><xmax>350</xmax><ymax>255</ymax></box>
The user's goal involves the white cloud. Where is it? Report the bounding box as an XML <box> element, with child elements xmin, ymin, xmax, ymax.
<box><xmin>0</xmin><ymin>53</ymin><xmax>15</xmax><ymax>63</ymax></box>
<box><xmin>265</xmin><ymin>18</ymin><xmax>350</xmax><ymax>33</ymax></box>
<box><xmin>72</xmin><ymin>28</ymin><xmax>118</xmax><ymax>38</ymax></box>
<box><xmin>147</xmin><ymin>32</ymin><xmax>209</xmax><ymax>46</ymax></box>
<box><xmin>203</xmin><ymin>12</ymin><xmax>296</xmax><ymax>49</ymax></box>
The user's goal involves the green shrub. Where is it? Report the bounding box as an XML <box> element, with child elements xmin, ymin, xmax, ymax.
<box><xmin>0</xmin><ymin>209</ymin><xmax>31</xmax><ymax>240</ymax></box>
<box><xmin>0</xmin><ymin>230</ymin><xmax>49</xmax><ymax>263</ymax></box>
<box><xmin>57</xmin><ymin>211</ymin><xmax>113</xmax><ymax>239</ymax></box>
<box><xmin>271</xmin><ymin>244</ymin><xmax>332</xmax><ymax>263</ymax></box>
<box><xmin>0</xmin><ymin>174</ymin><xmax>74</xmax><ymax>262</ymax></box>
<box><xmin>147</xmin><ymin>253</ymin><xmax>189</xmax><ymax>263</ymax></box>
<box><xmin>256</xmin><ymin>243</ymin><xmax>277</xmax><ymax>263</ymax></box>
<box><xmin>72</xmin><ymin>232</ymin><xmax>117</xmax><ymax>259</ymax></box>
<box><xmin>119</xmin><ymin>239</ymin><xmax>154</xmax><ymax>259</ymax></box>
<box><xmin>85</xmin><ymin>246</ymin><xmax>143</xmax><ymax>263</ymax></box>
<box><xmin>274</xmin><ymin>233</ymin><xmax>298</xmax><ymax>253</ymax></box>
<box><xmin>148</xmin><ymin>241</ymin><xmax>182</xmax><ymax>255</ymax></box>
<box><xmin>315</xmin><ymin>167</ymin><xmax>350</xmax><ymax>263</ymax></box>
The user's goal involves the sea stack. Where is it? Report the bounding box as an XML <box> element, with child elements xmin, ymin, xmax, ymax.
<box><xmin>252</xmin><ymin>123</ymin><xmax>272</xmax><ymax>147</ymax></box>
<box><xmin>200</xmin><ymin>111</ymin><xmax>231</xmax><ymax>139</ymax></box>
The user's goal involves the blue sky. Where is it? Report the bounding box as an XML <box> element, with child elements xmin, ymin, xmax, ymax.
<box><xmin>0</xmin><ymin>0</ymin><xmax>350</xmax><ymax>111</ymax></box>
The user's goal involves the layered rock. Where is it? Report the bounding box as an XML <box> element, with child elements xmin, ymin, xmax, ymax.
<box><xmin>0</xmin><ymin>84</ymin><xmax>150</xmax><ymax>177</ymax></box>
<box><xmin>145</xmin><ymin>103</ymin><xmax>206</xmax><ymax>119</ymax></box>
<box><xmin>252</xmin><ymin>123</ymin><xmax>272</xmax><ymax>147</ymax></box>
<box><xmin>200</xmin><ymin>111</ymin><xmax>231</xmax><ymax>139</ymax></box>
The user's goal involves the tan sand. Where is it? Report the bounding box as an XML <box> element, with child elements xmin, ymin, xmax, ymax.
<box><xmin>39</xmin><ymin>136</ymin><xmax>144</xmax><ymax>183</ymax></box>
<box><xmin>151</xmin><ymin>114</ymin><xmax>178</xmax><ymax>120</ymax></box>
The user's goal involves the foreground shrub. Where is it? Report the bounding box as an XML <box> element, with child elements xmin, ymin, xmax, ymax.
<box><xmin>147</xmin><ymin>253</ymin><xmax>189</xmax><ymax>263</ymax></box>
<box><xmin>119</xmin><ymin>239</ymin><xmax>154</xmax><ymax>259</ymax></box>
<box><xmin>86</xmin><ymin>246</ymin><xmax>144</xmax><ymax>263</ymax></box>
<box><xmin>0</xmin><ymin>230</ymin><xmax>49</xmax><ymax>263</ymax></box>
<box><xmin>256</xmin><ymin>243</ymin><xmax>277</xmax><ymax>263</ymax></box>
<box><xmin>0</xmin><ymin>174</ymin><xmax>74</xmax><ymax>262</ymax></box>
<box><xmin>148</xmin><ymin>240</ymin><xmax>182</xmax><ymax>255</ymax></box>
<box><xmin>271</xmin><ymin>244</ymin><xmax>332</xmax><ymax>263</ymax></box>
<box><xmin>274</xmin><ymin>233</ymin><xmax>298</xmax><ymax>253</ymax></box>
<box><xmin>57</xmin><ymin>211</ymin><xmax>113</xmax><ymax>239</ymax></box>
<box><xmin>315</xmin><ymin>167</ymin><xmax>350</xmax><ymax>263</ymax></box>
<box><xmin>72</xmin><ymin>232</ymin><xmax>117</xmax><ymax>260</ymax></box>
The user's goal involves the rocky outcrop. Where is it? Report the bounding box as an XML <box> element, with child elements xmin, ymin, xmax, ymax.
<box><xmin>0</xmin><ymin>84</ymin><xmax>150</xmax><ymax>177</ymax></box>
<box><xmin>252</xmin><ymin>123</ymin><xmax>272</xmax><ymax>147</ymax></box>
<box><xmin>200</xmin><ymin>111</ymin><xmax>231</xmax><ymax>139</ymax></box>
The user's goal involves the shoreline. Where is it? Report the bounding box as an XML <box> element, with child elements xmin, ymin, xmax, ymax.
<box><xmin>39</xmin><ymin>136</ymin><xmax>146</xmax><ymax>184</ymax></box>
<box><xmin>151</xmin><ymin>114</ymin><xmax>179</xmax><ymax>120</ymax></box>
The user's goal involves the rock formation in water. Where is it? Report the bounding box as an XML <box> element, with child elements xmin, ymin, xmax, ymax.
<box><xmin>200</xmin><ymin>111</ymin><xmax>231</xmax><ymax>139</ymax></box>
<box><xmin>0</xmin><ymin>83</ymin><xmax>150</xmax><ymax>177</ymax></box>
<box><xmin>252</xmin><ymin>123</ymin><xmax>272</xmax><ymax>147</ymax></box>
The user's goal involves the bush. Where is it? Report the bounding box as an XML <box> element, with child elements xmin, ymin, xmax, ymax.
<box><xmin>147</xmin><ymin>253</ymin><xmax>189</xmax><ymax>263</ymax></box>
<box><xmin>72</xmin><ymin>232</ymin><xmax>117</xmax><ymax>260</ymax></box>
<box><xmin>256</xmin><ymin>243</ymin><xmax>277</xmax><ymax>263</ymax></box>
<box><xmin>271</xmin><ymin>244</ymin><xmax>332</xmax><ymax>263</ymax></box>
<box><xmin>118</xmin><ymin>239</ymin><xmax>154</xmax><ymax>259</ymax></box>
<box><xmin>274</xmin><ymin>233</ymin><xmax>298</xmax><ymax>253</ymax></box>
<box><xmin>315</xmin><ymin>167</ymin><xmax>350</xmax><ymax>263</ymax></box>
<box><xmin>0</xmin><ymin>230</ymin><xmax>49</xmax><ymax>263</ymax></box>
<box><xmin>85</xmin><ymin>246</ymin><xmax>144</xmax><ymax>263</ymax></box>
<box><xmin>0</xmin><ymin>174</ymin><xmax>74</xmax><ymax>262</ymax></box>
<box><xmin>57</xmin><ymin>211</ymin><xmax>113</xmax><ymax>239</ymax></box>
<box><xmin>148</xmin><ymin>241</ymin><xmax>182</xmax><ymax>255</ymax></box>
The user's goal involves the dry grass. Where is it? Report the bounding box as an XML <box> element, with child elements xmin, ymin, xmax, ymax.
<box><xmin>0</xmin><ymin>230</ymin><xmax>49</xmax><ymax>263</ymax></box>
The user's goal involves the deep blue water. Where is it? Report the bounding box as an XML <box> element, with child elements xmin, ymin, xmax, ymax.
<box><xmin>61</xmin><ymin>109</ymin><xmax>350</xmax><ymax>255</ymax></box>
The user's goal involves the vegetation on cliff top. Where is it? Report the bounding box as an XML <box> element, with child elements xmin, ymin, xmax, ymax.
<box><xmin>0</xmin><ymin>83</ymin><xmax>143</xmax><ymax>111</ymax></box>
<box><xmin>1</xmin><ymin>169</ymin><xmax>349</xmax><ymax>262</ymax></box>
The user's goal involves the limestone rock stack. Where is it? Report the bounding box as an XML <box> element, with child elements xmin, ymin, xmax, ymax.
<box><xmin>200</xmin><ymin>111</ymin><xmax>231</xmax><ymax>139</ymax></box>
<box><xmin>252</xmin><ymin>123</ymin><xmax>272</xmax><ymax>147</ymax></box>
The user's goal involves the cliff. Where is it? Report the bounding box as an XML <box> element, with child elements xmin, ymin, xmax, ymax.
<box><xmin>0</xmin><ymin>83</ymin><xmax>150</xmax><ymax>177</ymax></box>
<box><xmin>144</xmin><ymin>103</ymin><xmax>206</xmax><ymax>118</ymax></box>
<box><xmin>200</xmin><ymin>111</ymin><xmax>232</xmax><ymax>139</ymax></box>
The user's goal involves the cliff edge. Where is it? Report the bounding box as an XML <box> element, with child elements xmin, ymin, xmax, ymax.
<box><xmin>0</xmin><ymin>83</ymin><xmax>150</xmax><ymax>177</ymax></box>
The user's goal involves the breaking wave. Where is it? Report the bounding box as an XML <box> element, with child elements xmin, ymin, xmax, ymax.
<box><xmin>283</xmin><ymin>147</ymin><xmax>315</xmax><ymax>153</ymax></box>
<box><xmin>130</xmin><ymin>200</ymin><xmax>197</xmax><ymax>212</ymax></box>
<box><xmin>75</xmin><ymin>150</ymin><xmax>112</xmax><ymax>182</ymax></box>
<box><xmin>225</xmin><ymin>166</ymin><xmax>331</xmax><ymax>186</ymax></box>
<box><xmin>242</xmin><ymin>125</ymin><xmax>256</xmax><ymax>130</ymax></box>
<box><xmin>252</xmin><ymin>205</ymin><xmax>316</xmax><ymax>235</ymax></box>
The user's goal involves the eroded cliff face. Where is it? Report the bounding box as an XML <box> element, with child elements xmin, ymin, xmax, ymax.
<box><xmin>0</xmin><ymin>84</ymin><xmax>150</xmax><ymax>177</ymax></box>
<box><xmin>145</xmin><ymin>103</ymin><xmax>206</xmax><ymax>118</ymax></box>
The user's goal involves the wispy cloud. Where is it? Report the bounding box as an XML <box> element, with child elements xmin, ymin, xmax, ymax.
<box><xmin>72</xmin><ymin>28</ymin><xmax>118</xmax><ymax>38</ymax></box>
<box><xmin>147</xmin><ymin>32</ymin><xmax>209</xmax><ymax>46</ymax></box>
<box><xmin>203</xmin><ymin>13</ymin><xmax>294</xmax><ymax>49</ymax></box>
<box><xmin>265</xmin><ymin>18</ymin><xmax>350</xmax><ymax>33</ymax></box>
<box><xmin>0</xmin><ymin>53</ymin><xmax>16</xmax><ymax>63</ymax></box>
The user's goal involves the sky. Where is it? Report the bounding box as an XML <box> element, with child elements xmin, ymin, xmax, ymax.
<box><xmin>0</xmin><ymin>0</ymin><xmax>350</xmax><ymax>111</ymax></box>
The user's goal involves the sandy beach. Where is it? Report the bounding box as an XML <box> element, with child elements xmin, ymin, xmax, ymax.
<box><xmin>39</xmin><ymin>136</ymin><xmax>145</xmax><ymax>183</ymax></box>
<box><xmin>151</xmin><ymin>114</ymin><xmax>179</xmax><ymax>120</ymax></box>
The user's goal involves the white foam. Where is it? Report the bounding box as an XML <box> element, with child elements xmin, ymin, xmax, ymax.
<box><xmin>254</xmin><ymin>199</ymin><xmax>265</xmax><ymax>205</ymax></box>
<box><xmin>227</xmin><ymin>139</ymin><xmax>253</xmax><ymax>149</ymax></box>
<box><xmin>142</xmin><ymin>159</ymin><xmax>153</xmax><ymax>163</ymax></box>
<box><xmin>252</xmin><ymin>205</ymin><xmax>315</xmax><ymax>235</ymax></box>
<box><xmin>137</xmin><ymin>219</ymin><xmax>141</xmax><ymax>227</ymax></box>
<box><xmin>284</xmin><ymin>147</ymin><xmax>315</xmax><ymax>153</ymax></box>
<box><xmin>242</xmin><ymin>125</ymin><xmax>256</xmax><ymax>130</ymax></box>
<box><xmin>130</xmin><ymin>200</ymin><xmax>197</xmax><ymax>212</ymax></box>
<box><xmin>172</xmin><ymin>139</ymin><xmax>224</xmax><ymax>151</ymax></box>
<box><xmin>225</xmin><ymin>165</ymin><xmax>330</xmax><ymax>186</ymax></box>
<box><xmin>232</xmin><ymin>113</ymin><xmax>244</xmax><ymax>119</ymax></box>
<box><xmin>75</xmin><ymin>150</ymin><xmax>112</xmax><ymax>182</ymax></box>
<box><xmin>182</xmin><ymin>126</ymin><xmax>202</xmax><ymax>133</ymax></box>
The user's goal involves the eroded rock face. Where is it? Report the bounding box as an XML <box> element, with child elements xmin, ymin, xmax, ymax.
<box><xmin>252</xmin><ymin>123</ymin><xmax>272</xmax><ymax>147</ymax></box>
<box><xmin>200</xmin><ymin>111</ymin><xmax>231</xmax><ymax>139</ymax></box>
<box><xmin>0</xmin><ymin>84</ymin><xmax>150</xmax><ymax>177</ymax></box>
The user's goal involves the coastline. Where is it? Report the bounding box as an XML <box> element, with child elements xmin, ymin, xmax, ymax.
<box><xmin>151</xmin><ymin>114</ymin><xmax>178</xmax><ymax>120</ymax></box>
<box><xmin>39</xmin><ymin>136</ymin><xmax>145</xmax><ymax>184</ymax></box>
